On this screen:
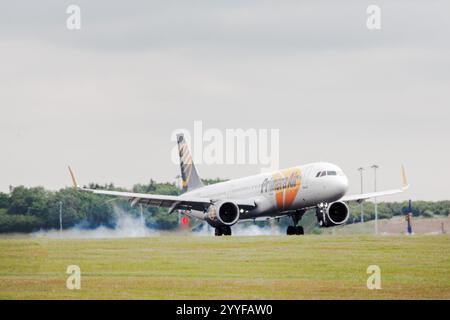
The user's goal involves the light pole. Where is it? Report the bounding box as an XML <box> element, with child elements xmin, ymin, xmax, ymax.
<box><xmin>371</xmin><ymin>164</ymin><xmax>379</xmax><ymax>235</ymax></box>
<box><xmin>59</xmin><ymin>201</ymin><xmax>63</xmax><ymax>232</ymax></box>
<box><xmin>357</xmin><ymin>167</ymin><xmax>365</xmax><ymax>223</ymax></box>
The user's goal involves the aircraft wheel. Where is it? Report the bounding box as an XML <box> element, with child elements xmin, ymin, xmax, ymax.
<box><xmin>287</xmin><ymin>226</ymin><xmax>295</xmax><ymax>235</ymax></box>
<box><xmin>215</xmin><ymin>226</ymin><xmax>232</xmax><ymax>236</ymax></box>
<box><xmin>295</xmin><ymin>226</ymin><xmax>304</xmax><ymax>235</ymax></box>
<box><xmin>223</xmin><ymin>226</ymin><xmax>232</xmax><ymax>236</ymax></box>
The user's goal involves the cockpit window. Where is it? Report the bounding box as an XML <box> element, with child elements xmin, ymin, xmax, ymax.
<box><xmin>316</xmin><ymin>170</ymin><xmax>343</xmax><ymax>178</ymax></box>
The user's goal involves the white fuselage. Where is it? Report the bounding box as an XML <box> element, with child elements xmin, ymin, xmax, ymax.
<box><xmin>182</xmin><ymin>162</ymin><xmax>349</xmax><ymax>221</ymax></box>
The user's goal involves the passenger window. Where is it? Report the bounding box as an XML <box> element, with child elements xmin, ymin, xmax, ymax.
<box><xmin>327</xmin><ymin>171</ymin><xmax>337</xmax><ymax>176</ymax></box>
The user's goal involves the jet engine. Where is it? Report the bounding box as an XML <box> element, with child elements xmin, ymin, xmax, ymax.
<box><xmin>316</xmin><ymin>201</ymin><xmax>349</xmax><ymax>227</ymax></box>
<box><xmin>206</xmin><ymin>201</ymin><xmax>240</xmax><ymax>227</ymax></box>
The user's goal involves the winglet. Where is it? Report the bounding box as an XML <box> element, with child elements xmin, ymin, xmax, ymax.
<box><xmin>68</xmin><ymin>166</ymin><xmax>79</xmax><ymax>189</ymax></box>
<box><xmin>401</xmin><ymin>165</ymin><xmax>409</xmax><ymax>190</ymax></box>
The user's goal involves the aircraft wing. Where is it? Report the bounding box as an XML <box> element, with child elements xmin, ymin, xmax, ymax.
<box><xmin>68</xmin><ymin>167</ymin><xmax>255</xmax><ymax>213</ymax></box>
<box><xmin>341</xmin><ymin>165</ymin><xmax>409</xmax><ymax>203</ymax></box>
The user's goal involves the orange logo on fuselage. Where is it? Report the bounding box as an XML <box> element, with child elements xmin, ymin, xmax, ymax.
<box><xmin>261</xmin><ymin>168</ymin><xmax>302</xmax><ymax>211</ymax></box>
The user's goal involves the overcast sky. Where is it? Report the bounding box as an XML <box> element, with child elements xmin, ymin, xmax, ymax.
<box><xmin>1</xmin><ymin>0</ymin><xmax>449</xmax><ymax>200</ymax></box>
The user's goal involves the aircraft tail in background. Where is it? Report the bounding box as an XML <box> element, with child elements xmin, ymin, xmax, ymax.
<box><xmin>176</xmin><ymin>133</ymin><xmax>204</xmax><ymax>192</ymax></box>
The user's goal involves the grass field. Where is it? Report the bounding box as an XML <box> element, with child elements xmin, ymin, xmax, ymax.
<box><xmin>0</xmin><ymin>235</ymin><xmax>449</xmax><ymax>299</ymax></box>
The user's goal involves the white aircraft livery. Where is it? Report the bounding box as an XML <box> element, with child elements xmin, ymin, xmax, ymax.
<box><xmin>68</xmin><ymin>134</ymin><xmax>409</xmax><ymax>236</ymax></box>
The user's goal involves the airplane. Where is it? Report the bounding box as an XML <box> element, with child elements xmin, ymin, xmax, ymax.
<box><xmin>68</xmin><ymin>133</ymin><xmax>409</xmax><ymax>236</ymax></box>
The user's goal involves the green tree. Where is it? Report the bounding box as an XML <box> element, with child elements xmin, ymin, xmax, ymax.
<box><xmin>0</xmin><ymin>192</ymin><xmax>9</xmax><ymax>208</ymax></box>
<box><xmin>8</xmin><ymin>186</ymin><xmax>50</xmax><ymax>217</ymax></box>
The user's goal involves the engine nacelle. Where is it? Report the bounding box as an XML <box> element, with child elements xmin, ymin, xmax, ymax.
<box><xmin>206</xmin><ymin>201</ymin><xmax>240</xmax><ymax>227</ymax></box>
<box><xmin>316</xmin><ymin>201</ymin><xmax>349</xmax><ymax>227</ymax></box>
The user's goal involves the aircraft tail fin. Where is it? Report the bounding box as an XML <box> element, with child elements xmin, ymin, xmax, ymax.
<box><xmin>401</xmin><ymin>164</ymin><xmax>409</xmax><ymax>190</ymax></box>
<box><xmin>176</xmin><ymin>133</ymin><xmax>204</xmax><ymax>192</ymax></box>
<box><xmin>68</xmin><ymin>166</ymin><xmax>80</xmax><ymax>189</ymax></box>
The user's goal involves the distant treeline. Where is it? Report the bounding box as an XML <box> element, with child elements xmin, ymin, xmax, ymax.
<box><xmin>0</xmin><ymin>180</ymin><xmax>448</xmax><ymax>233</ymax></box>
<box><xmin>0</xmin><ymin>179</ymin><xmax>220</xmax><ymax>233</ymax></box>
<box><xmin>346</xmin><ymin>201</ymin><xmax>449</xmax><ymax>223</ymax></box>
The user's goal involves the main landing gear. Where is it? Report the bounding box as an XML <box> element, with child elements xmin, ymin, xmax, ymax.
<box><xmin>287</xmin><ymin>211</ymin><xmax>305</xmax><ymax>235</ymax></box>
<box><xmin>215</xmin><ymin>226</ymin><xmax>232</xmax><ymax>236</ymax></box>
<box><xmin>287</xmin><ymin>225</ymin><xmax>304</xmax><ymax>235</ymax></box>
